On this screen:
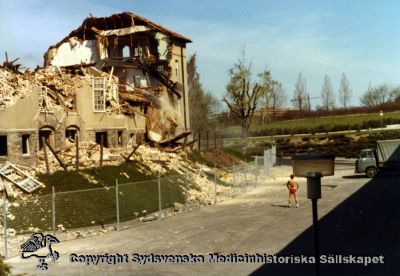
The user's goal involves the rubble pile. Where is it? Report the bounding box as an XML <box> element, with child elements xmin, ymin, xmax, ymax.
<box><xmin>0</xmin><ymin>68</ymin><xmax>37</xmax><ymax>108</ymax></box>
<box><xmin>35</xmin><ymin>67</ymin><xmax>82</xmax><ymax>110</ymax></box>
<box><xmin>35</xmin><ymin>141</ymin><xmax>119</xmax><ymax>174</ymax></box>
<box><xmin>33</xmin><ymin>142</ymin><xmax>236</xmax><ymax>205</ymax></box>
<box><xmin>187</xmin><ymin>173</ymin><xmax>235</xmax><ymax>205</ymax></box>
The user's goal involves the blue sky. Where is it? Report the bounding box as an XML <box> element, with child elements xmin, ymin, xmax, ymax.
<box><xmin>1</xmin><ymin>0</ymin><xmax>399</xmax><ymax>108</ymax></box>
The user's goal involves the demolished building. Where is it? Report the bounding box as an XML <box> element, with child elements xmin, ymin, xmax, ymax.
<box><xmin>0</xmin><ymin>12</ymin><xmax>192</xmax><ymax>168</ymax></box>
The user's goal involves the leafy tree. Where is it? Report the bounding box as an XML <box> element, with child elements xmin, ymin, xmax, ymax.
<box><xmin>257</xmin><ymin>67</ymin><xmax>272</xmax><ymax>125</ymax></box>
<box><xmin>320</xmin><ymin>75</ymin><xmax>335</xmax><ymax>110</ymax></box>
<box><xmin>222</xmin><ymin>47</ymin><xmax>264</xmax><ymax>136</ymax></box>
<box><xmin>338</xmin><ymin>73</ymin><xmax>352</xmax><ymax>110</ymax></box>
<box><xmin>292</xmin><ymin>73</ymin><xmax>307</xmax><ymax>110</ymax></box>
<box><xmin>187</xmin><ymin>54</ymin><xmax>219</xmax><ymax>132</ymax></box>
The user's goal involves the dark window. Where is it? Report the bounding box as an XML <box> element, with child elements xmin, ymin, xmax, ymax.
<box><xmin>66</xmin><ymin>129</ymin><xmax>77</xmax><ymax>141</ymax></box>
<box><xmin>39</xmin><ymin>130</ymin><xmax>53</xmax><ymax>150</ymax></box>
<box><xmin>118</xmin><ymin>131</ymin><xmax>123</xmax><ymax>147</ymax></box>
<box><xmin>22</xmin><ymin>134</ymin><xmax>30</xmax><ymax>155</ymax></box>
<box><xmin>0</xmin><ymin>136</ymin><xmax>7</xmax><ymax>156</ymax></box>
<box><xmin>95</xmin><ymin>132</ymin><xmax>108</xmax><ymax>148</ymax></box>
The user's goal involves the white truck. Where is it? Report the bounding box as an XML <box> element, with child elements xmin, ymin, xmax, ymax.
<box><xmin>355</xmin><ymin>139</ymin><xmax>400</xmax><ymax>177</ymax></box>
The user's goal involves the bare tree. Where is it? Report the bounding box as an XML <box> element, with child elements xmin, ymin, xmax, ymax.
<box><xmin>338</xmin><ymin>73</ymin><xmax>352</xmax><ymax>110</ymax></box>
<box><xmin>320</xmin><ymin>75</ymin><xmax>335</xmax><ymax>110</ymax></box>
<box><xmin>222</xmin><ymin>47</ymin><xmax>263</xmax><ymax>136</ymax></box>
<box><xmin>292</xmin><ymin>73</ymin><xmax>307</xmax><ymax>111</ymax></box>
<box><xmin>269</xmin><ymin>80</ymin><xmax>287</xmax><ymax>119</ymax></box>
<box><xmin>187</xmin><ymin>54</ymin><xmax>219</xmax><ymax>132</ymax></box>
<box><xmin>360</xmin><ymin>84</ymin><xmax>391</xmax><ymax>107</ymax></box>
<box><xmin>390</xmin><ymin>85</ymin><xmax>400</xmax><ymax>102</ymax></box>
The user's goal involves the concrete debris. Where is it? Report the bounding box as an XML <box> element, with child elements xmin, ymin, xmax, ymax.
<box><xmin>141</xmin><ymin>214</ymin><xmax>157</xmax><ymax>222</ymax></box>
<box><xmin>0</xmin><ymin>68</ymin><xmax>37</xmax><ymax>108</ymax></box>
<box><xmin>173</xmin><ymin>202</ymin><xmax>184</xmax><ymax>212</ymax></box>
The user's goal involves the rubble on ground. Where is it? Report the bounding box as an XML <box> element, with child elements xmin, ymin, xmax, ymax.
<box><xmin>30</xmin><ymin>141</ymin><xmax>239</xmax><ymax>205</ymax></box>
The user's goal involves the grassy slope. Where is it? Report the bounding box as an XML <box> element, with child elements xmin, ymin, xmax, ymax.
<box><xmin>222</xmin><ymin>111</ymin><xmax>400</xmax><ymax>137</ymax></box>
<box><xmin>10</xmin><ymin>150</ymin><xmax>245</xmax><ymax>233</ymax></box>
<box><xmin>253</xmin><ymin>111</ymin><xmax>400</xmax><ymax>131</ymax></box>
<box><xmin>8</xmin><ymin>161</ymin><xmax>186</xmax><ymax>233</ymax></box>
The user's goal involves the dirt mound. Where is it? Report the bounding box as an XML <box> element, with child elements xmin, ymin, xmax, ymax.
<box><xmin>201</xmin><ymin>149</ymin><xmax>243</xmax><ymax>168</ymax></box>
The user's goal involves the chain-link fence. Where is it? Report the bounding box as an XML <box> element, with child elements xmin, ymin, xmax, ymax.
<box><xmin>194</xmin><ymin>131</ymin><xmax>223</xmax><ymax>151</ymax></box>
<box><xmin>0</xmin><ymin>156</ymin><xmax>275</xmax><ymax>258</ymax></box>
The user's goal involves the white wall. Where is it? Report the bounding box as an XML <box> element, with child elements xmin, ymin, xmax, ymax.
<box><xmin>49</xmin><ymin>40</ymin><xmax>99</xmax><ymax>67</ymax></box>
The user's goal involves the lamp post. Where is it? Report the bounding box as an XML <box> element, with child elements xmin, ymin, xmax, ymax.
<box><xmin>292</xmin><ymin>153</ymin><xmax>335</xmax><ymax>276</ymax></box>
<box><xmin>380</xmin><ymin>110</ymin><xmax>384</xmax><ymax>130</ymax></box>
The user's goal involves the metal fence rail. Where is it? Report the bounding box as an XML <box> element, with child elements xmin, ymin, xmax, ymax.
<box><xmin>1</xmin><ymin>154</ymin><xmax>275</xmax><ymax>258</ymax></box>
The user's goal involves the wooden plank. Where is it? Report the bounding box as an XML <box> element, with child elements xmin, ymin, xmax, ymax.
<box><xmin>125</xmin><ymin>143</ymin><xmax>142</xmax><ymax>162</ymax></box>
<box><xmin>44</xmin><ymin>140</ymin><xmax>67</xmax><ymax>171</ymax></box>
<box><xmin>2</xmin><ymin>178</ymin><xmax>13</xmax><ymax>198</ymax></box>
<box><xmin>42</xmin><ymin>136</ymin><xmax>50</xmax><ymax>174</ymax></box>
<box><xmin>158</xmin><ymin>131</ymin><xmax>192</xmax><ymax>146</ymax></box>
<box><xmin>100</xmin><ymin>134</ymin><xmax>104</xmax><ymax>166</ymax></box>
<box><xmin>75</xmin><ymin>135</ymin><xmax>79</xmax><ymax>171</ymax></box>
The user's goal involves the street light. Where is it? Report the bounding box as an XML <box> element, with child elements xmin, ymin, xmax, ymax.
<box><xmin>292</xmin><ymin>153</ymin><xmax>336</xmax><ymax>276</ymax></box>
<box><xmin>380</xmin><ymin>110</ymin><xmax>384</xmax><ymax>130</ymax></box>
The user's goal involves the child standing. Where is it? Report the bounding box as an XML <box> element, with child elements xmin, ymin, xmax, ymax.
<box><xmin>287</xmin><ymin>174</ymin><xmax>299</xmax><ymax>208</ymax></box>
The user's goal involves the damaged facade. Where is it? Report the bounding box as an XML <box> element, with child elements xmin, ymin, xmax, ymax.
<box><xmin>0</xmin><ymin>12</ymin><xmax>191</xmax><ymax>168</ymax></box>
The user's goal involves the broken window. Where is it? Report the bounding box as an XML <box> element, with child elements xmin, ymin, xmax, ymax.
<box><xmin>0</xmin><ymin>136</ymin><xmax>7</xmax><ymax>156</ymax></box>
<box><xmin>128</xmin><ymin>133</ymin><xmax>136</xmax><ymax>147</ymax></box>
<box><xmin>66</xmin><ymin>127</ymin><xmax>78</xmax><ymax>141</ymax></box>
<box><xmin>175</xmin><ymin>60</ymin><xmax>180</xmax><ymax>82</ymax></box>
<box><xmin>93</xmin><ymin>77</ymin><xmax>105</xmax><ymax>112</ymax></box>
<box><xmin>39</xmin><ymin>129</ymin><xmax>55</xmax><ymax>150</ymax></box>
<box><xmin>118</xmin><ymin>131</ymin><xmax>123</xmax><ymax>147</ymax></box>
<box><xmin>157</xmin><ymin>65</ymin><xmax>164</xmax><ymax>72</ymax></box>
<box><xmin>122</xmin><ymin>46</ymin><xmax>130</xmax><ymax>58</ymax></box>
<box><xmin>134</xmin><ymin>76</ymin><xmax>148</xmax><ymax>88</ymax></box>
<box><xmin>95</xmin><ymin>132</ymin><xmax>108</xmax><ymax>148</ymax></box>
<box><xmin>22</xmin><ymin>134</ymin><xmax>30</xmax><ymax>155</ymax></box>
<box><xmin>134</xmin><ymin>47</ymin><xmax>143</xmax><ymax>57</ymax></box>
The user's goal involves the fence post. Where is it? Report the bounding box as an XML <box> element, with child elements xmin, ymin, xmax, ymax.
<box><xmin>198</xmin><ymin>132</ymin><xmax>201</xmax><ymax>151</ymax></box>
<box><xmin>184</xmin><ymin>171</ymin><xmax>188</xmax><ymax>207</ymax></box>
<box><xmin>214</xmin><ymin>161</ymin><xmax>217</xmax><ymax>204</ymax></box>
<box><xmin>158</xmin><ymin>173</ymin><xmax>162</xmax><ymax>220</ymax></box>
<box><xmin>52</xmin><ymin>186</ymin><xmax>55</xmax><ymax>236</ymax></box>
<box><xmin>255</xmin><ymin>155</ymin><xmax>258</xmax><ymax>188</ymax></box>
<box><xmin>206</xmin><ymin>131</ymin><xmax>209</xmax><ymax>150</ymax></box>
<box><xmin>244</xmin><ymin>161</ymin><xmax>247</xmax><ymax>192</ymax></box>
<box><xmin>264</xmin><ymin>149</ymin><xmax>267</xmax><ymax>175</ymax></box>
<box><xmin>115</xmin><ymin>179</ymin><xmax>120</xmax><ymax>231</ymax></box>
<box><xmin>233</xmin><ymin>167</ymin><xmax>237</xmax><ymax>197</ymax></box>
<box><xmin>3</xmin><ymin>193</ymin><xmax>7</xmax><ymax>259</ymax></box>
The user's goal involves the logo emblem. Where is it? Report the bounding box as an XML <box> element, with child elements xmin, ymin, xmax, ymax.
<box><xmin>21</xmin><ymin>233</ymin><xmax>60</xmax><ymax>270</ymax></box>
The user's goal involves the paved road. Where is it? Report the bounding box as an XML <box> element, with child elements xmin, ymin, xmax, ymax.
<box><xmin>8</xmin><ymin>159</ymin><xmax>391</xmax><ymax>275</ymax></box>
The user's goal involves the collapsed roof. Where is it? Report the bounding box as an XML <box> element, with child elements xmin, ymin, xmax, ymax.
<box><xmin>64</xmin><ymin>12</ymin><xmax>191</xmax><ymax>43</ymax></box>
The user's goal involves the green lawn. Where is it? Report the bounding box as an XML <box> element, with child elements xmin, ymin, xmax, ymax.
<box><xmin>221</xmin><ymin>111</ymin><xmax>400</xmax><ymax>137</ymax></box>
<box><xmin>252</xmin><ymin>111</ymin><xmax>400</xmax><ymax>131</ymax></box>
